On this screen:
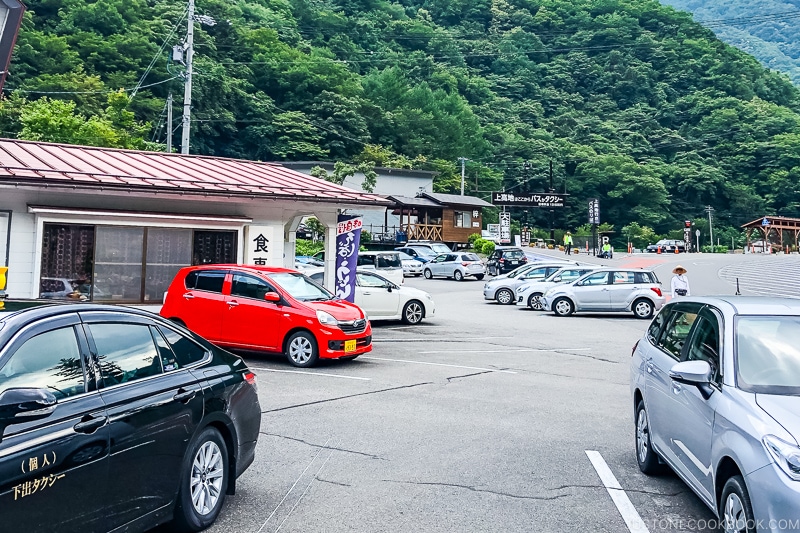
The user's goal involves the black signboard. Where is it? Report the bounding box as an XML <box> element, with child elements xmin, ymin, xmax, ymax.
<box><xmin>492</xmin><ymin>192</ymin><xmax>566</xmax><ymax>207</ymax></box>
<box><xmin>588</xmin><ymin>198</ymin><xmax>600</xmax><ymax>225</ymax></box>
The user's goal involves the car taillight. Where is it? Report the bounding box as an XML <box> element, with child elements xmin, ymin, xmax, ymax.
<box><xmin>499</xmin><ymin>258</ymin><xmax>505</xmax><ymax>263</ymax></box>
<box><xmin>650</xmin><ymin>287</ymin><xmax>662</xmax><ymax>297</ymax></box>
<box><xmin>632</xmin><ymin>340</ymin><xmax>640</xmax><ymax>357</ymax></box>
<box><xmin>462</xmin><ymin>262</ymin><xmax>470</xmax><ymax>266</ymax></box>
<box><xmin>244</xmin><ymin>371</ymin><xmax>257</xmax><ymax>389</ymax></box>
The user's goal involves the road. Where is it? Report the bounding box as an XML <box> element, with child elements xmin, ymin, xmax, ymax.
<box><xmin>198</xmin><ymin>252</ymin><xmax>786</xmax><ymax>533</ymax></box>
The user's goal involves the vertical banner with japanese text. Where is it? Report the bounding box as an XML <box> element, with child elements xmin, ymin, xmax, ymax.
<box><xmin>335</xmin><ymin>215</ymin><xmax>362</xmax><ymax>302</ymax></box>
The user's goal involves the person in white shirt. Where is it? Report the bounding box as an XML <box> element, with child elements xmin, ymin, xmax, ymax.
<box><xmin>671</xmin><ymin>265</ymin><xmax>690</xmax><ymax>298</ymax></box>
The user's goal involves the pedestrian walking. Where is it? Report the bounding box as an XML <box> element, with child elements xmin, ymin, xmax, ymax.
<box><xmin>671</xmin><ymin>265</ymin><xmax>690</xmax><ymax>298</ymax></box>
<box><xmin>563</xmin><ymin>231</ymin><xmax>573</xmax><ymax>255</ymax></box>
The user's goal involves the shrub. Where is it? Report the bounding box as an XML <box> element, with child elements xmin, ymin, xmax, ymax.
<box><xmin>361</xmin><ymin>230</ymin><xmax>372</xmax><ymax>243</ymax></box>
<box><xmin>701</xmin><ymin>245</ymin><xmax>728</xmax><ymax>253</ymax></box>
<box><xmin>468</xmin><ymin>233</ymin><xmax>481</xmax><ymax>246</ymax></box>
<box><xmin>472</xmin><ymin>238</ymin><xmax>488</xmax><ymax>253</ymax></box>
<box><xmin>296</xmin><ymin>239</ymin><xmax>324</xmax><ymax>256</ymax></box>
<box><xmin>482</xmin><ymin>241</ymin><xmax>496</xmax><ymax>255</ymax></box>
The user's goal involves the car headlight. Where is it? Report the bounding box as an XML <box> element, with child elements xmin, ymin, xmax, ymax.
<box><xmin>316</xmin><ymin>310</ymin><xmax>338</xmax><ymax>326</ymax></box>
<box><xmin>763</xmin><ymin>435</ymin><xmax>800</xmax><ymax>481</ymax></box>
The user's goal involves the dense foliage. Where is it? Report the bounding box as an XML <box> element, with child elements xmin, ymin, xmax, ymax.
<box><xmin>3</xmin><ymin>0</ymin><xmax>800</xmax><ymax>243</ymax></box>
<box><xmin>660</xmin><ymin>0</ymin><xmax>800</xmax><ymax>85</ymax></box>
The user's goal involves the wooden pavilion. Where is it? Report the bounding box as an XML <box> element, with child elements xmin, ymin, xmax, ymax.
<box><xmin>742</xmin><ymin>216</ymin><xmax>800</xmax><ymax>251</ymax></box>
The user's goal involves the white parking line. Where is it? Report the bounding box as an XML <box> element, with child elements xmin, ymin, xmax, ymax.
<box><xmin>372</xmin><ymin>336</ymin><xmax>515</xmax><ymax>343</ymax></box>
<box><xmin>250</xmin><ymin>367</ymin><xmax>371</xmax><ymax>381</ymax></box>
<box><xmin>418</xmin><ymin>348</ymin><xmax>592</xmax><ymax>354</ymax></box>
<box><xmin>585</xmin><ymin>450</ymin><xmax>650</xmax><ymax>533</ymax></box>
<box><xmin>361</xmin><ymin>356</ymin><xmax>517</xmax><ymax>374</ymax></box>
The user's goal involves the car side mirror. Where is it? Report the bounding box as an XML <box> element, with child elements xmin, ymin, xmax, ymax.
<box><xmin>669</xmin><ymin>360</ymin><xmax>714</xmax><ymax>398</ymax></box>
<box><xmin>264</xmin><ymin>292</ymin><xmax>281</xmax><ymax>303</ymax></box>
<box><xmin>552</xmin><ymin>276</ymin><xmax>561</xmax><ymax>282</ymax></box>
<box><xmin>0</xmin><ymin>388</ymin><xmax>57</xmax><ymax>426</ymax></box>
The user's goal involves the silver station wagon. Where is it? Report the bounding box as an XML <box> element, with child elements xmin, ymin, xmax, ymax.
<box><xmin>631</xmin><ymin>297</ymin><xmax>800</xmax><ymax>532</ymax></box>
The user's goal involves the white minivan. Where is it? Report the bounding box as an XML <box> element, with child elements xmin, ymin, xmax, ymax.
<box><xmin>357</xmin><ymin>251</ymin><xmax>405</xmax><ymax>285</ymax></box>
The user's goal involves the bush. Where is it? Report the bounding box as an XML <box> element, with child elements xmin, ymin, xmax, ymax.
<box><xmin>472</xmin><ymin>238</ymin><xmax>488</xmax><ymax>253</ymax></box>
<box><xmin>468</xmin><ymin>233</ymin><xmax>481</xmax><ymax>246</ymax></box>
<box><xmin>482</xmin><ymin>241</ymin><xmax>496</xmax><ymax>256</ymax></box>
<box><xmin>701</xmin><ymin>245</ymin><xmax>728</xmax><ymax>253</ymax></box>
<box><xmin>361</xmin><ymin>230</ymin><xmax>372</xmax><ymax>243</ymax></box>
<box><xmin>296</xmin><ymin>239</ymin><xmax>324</xmax><ymax>256</ymax></box>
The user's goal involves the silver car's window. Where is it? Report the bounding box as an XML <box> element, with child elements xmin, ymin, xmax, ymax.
<box><xmin>659</xmin><ymin>309</ymin><xmax>699</xmax><ymax>360</ymax></box>
<box><xmin>647</xmin><ymin>310</ymin><xmax>668</xmax><ymax>344</ymax></box>
<box><xmin>578</xmin><ymin>272</ymin><xmax>609</xmax><ymax>286</ymax></box>
<box><xmin>0</xmin><ymin>327</ymin><xmax>85</xmax><ymax>399</ymax></box>
<box><xmin>685</xmin><ymin>315</ymin><xmax>721</xmax><ymax>383</ymax></box>
<box><xmin>522</xmin><ymin>267</ymin><xmax>551</xmax><ymax>280</ymax></box>
<box><xmin>612</xmin><ymin>272</ymin><xmax>634</xmax><ymax>284</ymax></box>
<box><xmin>736</xmin><ymin>316</ymin><xmax>800</xmax><ymax>394</ymax></box>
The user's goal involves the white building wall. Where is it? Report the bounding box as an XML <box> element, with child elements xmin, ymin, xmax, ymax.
<box><xmin>7</xmin><ymin>212</ymin><xmax>36</xmax><ymax>298</ymax></box>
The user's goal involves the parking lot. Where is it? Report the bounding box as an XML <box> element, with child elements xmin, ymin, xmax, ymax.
<box><xmin>203</xmin><ymin>273</ymin><xmax>719</xmax><ymax>533</ymax></box>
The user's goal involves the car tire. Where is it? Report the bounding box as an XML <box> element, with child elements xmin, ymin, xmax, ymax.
<box><xmin>632</xmin><ymin>298</ymin><xmax>654</xmax><ymax>319</ymax></box>
<box><xmin>402</xmin><ymin>300</ymin><xmax>425</xmax><ymax>324</ymax></box>
<box><xmin>528</xmin><ymin>293</ymin><xmax>544</xmax><ymax>311</ymax></box>
<box><xmin>475</xmin><ymin>274</ymin><xmax>484</xmax><ymax>280</ymax></box>
<box><xmin>285</xmin><ymin>331</ymin><xmax>319</xmax><ymax>367</ymax></box>
<box><xmin>423</xmin><ymin>269</ymin><xmax>433</xmax><ymax>279</ymax></box>
<box><xmin>496</xmin><ymin>288</ymin><xmax>514</xmax><ymax>305</ymax></box>
<box><xmin>173</xmin><ymin>427</ymin><xmax>229</xmax><ymax>532</ymax></box>
<box><xmin>720</xmin><ymin>476</ymin><xmax>755</xmax><ymax>533</ymax></box>
<box><xmin>552</xmin><ymin>297</ymin><xmax>574</xmax><ymax>317</ymax></box>
<box><xmin>453</xmin><ymin>270</ymin><xmax>464</xmax><ymax>281</ymax></box>
<box><xmin>635</xmin><ymin>401</ymin><xmax>662</xmax><ymax>475</ymax></box>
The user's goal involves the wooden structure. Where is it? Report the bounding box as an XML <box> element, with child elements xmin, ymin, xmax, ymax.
<box><xmin>742</xmin><ymin>216</ymin><xmax>800</xmax><ymax>251</ymax></box>
<box><xmin>387</xmin><ymin>193</ymin><xmax>493</xmax><ymax>246</ymax></box>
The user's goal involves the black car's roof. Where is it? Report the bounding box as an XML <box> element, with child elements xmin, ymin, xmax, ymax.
<box><xmin>0</xmin><ymin>304</ymin><xmax>162</xmax><ymax>337</ymax></box>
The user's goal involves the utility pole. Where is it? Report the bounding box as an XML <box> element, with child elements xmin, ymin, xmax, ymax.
<box><xmin>705</xmin><ymin>205</ymin><xmax>714</xmax><ymax>251</ymax></box>
<box><xmin>458</xmin><ymin>157</ymin><xmax>468</xmax><ymax>196</ymax></box>
<box><xmin>180</xmin><ymin>0</ymin><xmax>195</xmax><ymax>154</ymax></box>
<box><xmin>166</xmin><ymin>93</ymin><xmax>173</xmax><ymax>152</ymax></box>
<box><xmin>549</xmin><ymin>160</ymin><xmax>555</xmax><ymax>244</ymax></box>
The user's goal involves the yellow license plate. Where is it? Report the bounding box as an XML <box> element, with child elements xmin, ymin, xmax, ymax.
<box><xmin>344</xmin><ymin>339</ymin><xmax>357</xmax><ymax>353</ymax></box>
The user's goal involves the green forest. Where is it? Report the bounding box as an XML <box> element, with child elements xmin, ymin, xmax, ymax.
<box><xmin>660</xmin><ymin>0</ymin><xmax>800</xmax><ymax>85</ymax></box>
<box><xmin>3</xmin><ymin>0</ymin><xmax>800</xmax><ymax>246</ymax></box>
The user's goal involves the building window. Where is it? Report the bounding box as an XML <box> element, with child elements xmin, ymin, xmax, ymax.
<box><xmin>39</xmin><ymin>224</ymin><xmax>237</xmax><ymax>303</ymax></box>
<box><xmin>454</xmin><ymin>211</ymin><xmax>472</xmax><ymax>228</ymax></box>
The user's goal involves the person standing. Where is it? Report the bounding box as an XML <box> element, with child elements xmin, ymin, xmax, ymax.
<box><xmin>563</xmin><ymin>231</ymin><xmax>573</xmax><ymax>255</ymax></box>
<box><xmin>671</xmin><ymin>265</ymin><xmax>690</xmax><ymax>298</ymax></box>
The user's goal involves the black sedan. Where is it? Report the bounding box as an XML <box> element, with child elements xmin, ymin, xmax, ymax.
<box><xmin>0</xmin><ymin>304</ymin><xmax>261</xmax><ymax>533</ymax></box>
<box><xmin>645</xmin><ymin>239</ymin><xmax>686</xmax><ymax>253</ymax></box>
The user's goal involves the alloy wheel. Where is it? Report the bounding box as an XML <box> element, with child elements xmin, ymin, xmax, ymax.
<box><xmin>405</xmin><ymin>302</ymin><xmax>423</xmax><ymax>324</ymax></box>
<box><xmin>723</xmin><ymin>493</ymin><xmax>748</xmax><ymax>533</ymax></box>
<box><xmin>289</xmin><ymin>336</ymin><xmax>314</xmax><ymax>364</ymax></box>
<box><xmin>529</xmin><ymin>294</ymin><xmax>544</xmax><ymax>310</ymax></box>
<box><xmin>190</xmin><ymin>441</ymin><xmax>224</xmax><ymax>516</ymax></box>
<box><xmin>497</xmin><ymin>289</ymin><xmax>513</xmax><ymax>305</ymax></box>
<box><xmin>636</xmin><ymin>409</ymin><xmax>649</xmax><ymax>464</ymax></box>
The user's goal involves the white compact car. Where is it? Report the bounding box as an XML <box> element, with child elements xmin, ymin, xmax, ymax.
<box><xmin>306</xmin><ymin>268</ymin><xmax>435</xmax><ymax>324</ymax></box>
<box><xmin>516</xmin><ymin>265</ymin><xmax>599</xmax><ymax>310</ymax></box>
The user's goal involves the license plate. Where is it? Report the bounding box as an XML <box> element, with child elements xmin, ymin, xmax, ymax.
<box><xmin>344</xmin><ymin>339</ymin><xmax>356</xmax><ymax>353</ymax></box>
<box><xmin>511</xmin><ymin>261</ymin><xmax>519</xmax><ymax>265</ymax></box>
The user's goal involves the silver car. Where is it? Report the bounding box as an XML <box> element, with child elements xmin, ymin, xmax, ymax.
<box><xmin>397</xmin><ymin>251</ymin><xmax>424</xmax><ymax>277</ymax></box>
<box><xmin>483</xmin><ymin>263</ymin><xmax>568</xmax><ymax>305</ymax></box>
<box><xmin>631</xmin><ymin>297</ymin><xmax>800</xmax><ymax>532</ymax></box>
<box><xmin>423</xmin><ymin>252</ymin><xmax>485</xmax><ymax>281</ymax></box>
<box><xmin>541</xmin><ymin>268</ymin><xmax>665</xmax><ymax>319</ymax></box>
<box><xmin>516</xmin><ymin>265</ymin><xmax>599</xmax><ymax>310</ymax></box>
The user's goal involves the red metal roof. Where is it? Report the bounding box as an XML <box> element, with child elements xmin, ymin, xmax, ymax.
<box><xmin>0</xmin><ymin>139</ymin><xmax>391</xmax><ymax>206</ymax></box>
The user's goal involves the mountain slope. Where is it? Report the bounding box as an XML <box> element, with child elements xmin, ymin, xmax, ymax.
<box><xmin>3</xmin><ymin>0</ymin><xmax>800</xmax><ymax>240</ymax></box>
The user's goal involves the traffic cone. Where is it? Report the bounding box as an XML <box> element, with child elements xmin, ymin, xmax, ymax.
<box><xmin>657</xmin><ymin>245</ymin><xmax>661</xmax><ymax>254</ymax></box>
<box><xmin>675</xmin><ymin>247</ymin><xmax>679</xmax><ymax>254</ymax></box>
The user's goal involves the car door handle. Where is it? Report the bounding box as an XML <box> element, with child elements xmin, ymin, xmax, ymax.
<box><xmin>74</xmin><ymin>414</ymin><xmax>108</xmax><ymax>434</ymax></box>
<box><xmin>672</xmin><ymin>382</ymin><xmax>683</xmax><ymax>394</ymax></box>
<box><xmin>173</xmin><ymin>389</ymin><xmax>197</xmax><ymax>403</ymax></box>
<box><xmin>183</xmin><ymin>293</ymin><xmax>194</xmax><ymax>300</ymax></box>
<box><xmin>363</xmin><ymin>291</ymin><xmax>372</xmax><ymax>295</ymax></box>
<box><xmin>227</xmin><ymin>300</ymin><xmax>239</xmax><ymax>307</ymax></box>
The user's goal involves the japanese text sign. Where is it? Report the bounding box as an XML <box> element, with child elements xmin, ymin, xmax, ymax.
<box><xmin>335</xmin><ymin>215</ymin><xmax>362</xmax><ymax>302</ymax></box>
<box><xmin>492</xmin><ymin>192</ymin><xmax>566</xmax><ymax>207</ymax></box>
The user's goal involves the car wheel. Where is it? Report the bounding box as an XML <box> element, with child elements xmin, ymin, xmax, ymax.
<box><xmin>173</xmin><ymin>427</ymin><xmax>229</xmax><ymax>532</ymax></box>
<box><xmin>453</xmin><ymin>270</ymin><xmax>464</xmax><ymax>281</ymax></box>
<box><xmin>496</xmin><ymin>288</ymin><xmax>514</xmax><ymax>305</ymax></box>
<box><xmin>552</xmin><ymin>297</ymin><xmax>574</xmax><ymax>317</ymax></box>
<box><xmin>528</xmin><ymin>293</ymin><xmax>544</xmax><ymax>311</ymax></box>
<box><xmin>285</xmin><ymin>331</ymin><xmax>319</xmax><ymax>367</ymax></box>
<box><xmin>720</xmin><ymin>476</ymin><xmax>755</xmax><ymax>533</ymax></box>
<box><xmin>402</xmin><ymin>300</ymin><xmax>425</xmax><ymax>324</ymax></box>
<box><xmin>635</xmin><ymin>401</ymin><xmax>662</xmax><ymax>475</ymax></box>
<box><xmin>423</xmin><ymin>269</ymin><xmax>433</xmax><ymax>279</ymax></box>
<box><xmin>475</xmin><ymin>274</ymin><xmax>484</xmax><ymax>280</ymax></box>
<box><xmin>633</xmin><ymin>298</ymin><xmax>654</xmax><ymax>319</ymax></box>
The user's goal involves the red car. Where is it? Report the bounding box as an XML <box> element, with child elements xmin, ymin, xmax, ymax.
<box><xmin>160</xmin><ymin>265</ymin><xmax>372</xmax><ymax>367</ymax></box>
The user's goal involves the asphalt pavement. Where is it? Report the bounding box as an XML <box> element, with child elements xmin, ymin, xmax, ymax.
<box><xmin>195</xmin><ymin>253</ymin><xmax>784</xmax><ymax>533</ymax></box>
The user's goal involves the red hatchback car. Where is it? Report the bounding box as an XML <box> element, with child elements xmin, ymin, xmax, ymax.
<box><xmin>160</xmin><ymin>265</ymin><xmax>372</xmax><ymax>367</ymax></box>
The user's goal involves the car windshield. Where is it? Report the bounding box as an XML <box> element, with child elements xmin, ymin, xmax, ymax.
<box><xmin>377</xmin><ymin>254</ymin><xmax>402</xmax><ymax>269</ymax></box>
<box><xmin>736</xmin><ymin>316</ymin><xmax>800</xmax><ymax>394</ymax></box>
<box><xmin>506</xmin><ymin>265</ymin><xmax>533</xmax><ymax>278</ymax></box>
<box><xmin>269</xmin><ymin>272</ymin><xmax>333</xmax><ymax>302</ymax></box>
<box><xmin>397</xmin><ymin>252</ymin><xmax>413</xmax><ymax>261</ymax></box>
<box><xmin>430</xmin><ymin>244</ymin><xmax>451</xmax><ymax>254</ymax></box>
<box><xmin>409</xmin><ymin>247</ymin><xmax>437</xmax><ymax>258</ymax></box>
